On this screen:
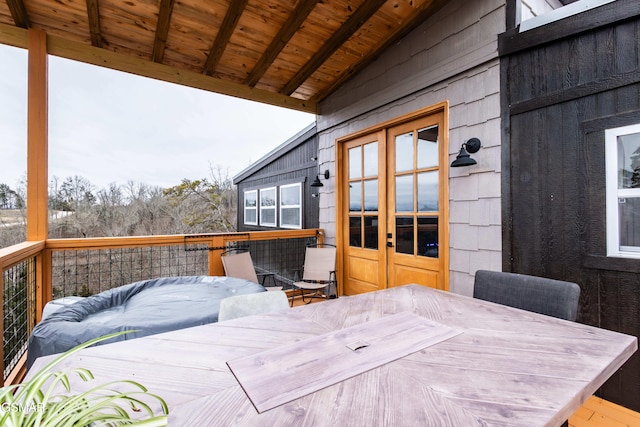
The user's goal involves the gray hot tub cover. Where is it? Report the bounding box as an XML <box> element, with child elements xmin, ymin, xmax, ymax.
<box><xmin>27</xmin><ymin>275</ymin><xmax>265</xmax><ymax>369</ymax></box>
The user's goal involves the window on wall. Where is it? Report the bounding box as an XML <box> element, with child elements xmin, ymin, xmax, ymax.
<box><xmin>606</xmin><ymin>123</ymin><xmax>640</xmax><ymax>257</ymax></box>
<box><xmin>280</xmin><ymin>183</ymin><xmax>302</xmax><ymax>229</ymax></box>
<box><xmin>244</xmin><ymin>190</ymin><xmax>257</xmax><ymax>225</ymax></box>
<box><xmin>260</xmin><ymin>187</ymin><xmax>277</xmax><ymax>227</ymax></box>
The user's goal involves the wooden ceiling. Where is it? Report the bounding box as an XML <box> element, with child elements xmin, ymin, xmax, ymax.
<box><xmin>0</xmin><ymin>0</ymin><xmax>449</xmax><ymax>113</ymax></box>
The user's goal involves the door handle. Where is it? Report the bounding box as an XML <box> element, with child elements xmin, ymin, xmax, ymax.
<box><xmin>386</xmin><ymin>241</ymin><xmax>394</xmax><ymax>248</ymax></box>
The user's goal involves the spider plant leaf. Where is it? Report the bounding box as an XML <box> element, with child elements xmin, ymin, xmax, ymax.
<box><xmin>0</xmin><ymin>331</ymin><xmax>171</xmax><ymax>426</ymax></box>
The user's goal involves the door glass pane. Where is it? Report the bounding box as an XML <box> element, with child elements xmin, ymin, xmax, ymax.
<box><xmin>395</xmin><ymin>175</ymin><xmax>413</xmax><ymax>212</ymax></box>
<box><xmin>363</xmin><ymin>142</ymin><xmax>378</xmax><ymax>177</ymax></box>
<box><xmin>349</xmin><ymin>182</ymin><xmax>362</xmax><ymax>212</ymax></box>
<box><xmin>396</xmin><ymin>217</ymin><xmax>414</xmax><ymax>254</ymax></box>
<box><xmin>349</xmin><ymin>146</ymin><xmax>362</xmax><ymax>179</ymax></box>
<box><xmin>417</xmin><ymin>126</ymin><xmax>438</xmax><ymax>169</ymax></box>
<box><xmin>349</xmin><ymin>216</ymin><xmax>362</xmax><ymax>247</ymax></box>
<box><xmin>364</xmin><ymin>216</ymin><xmax>378</xmax><ymax>249</ymax></box>
<box><xmin>417</xmin><ymin>171</ymin><xmax>438</xmax><ymax>212</ymax></box>
<box><xmin>417</xmin><ymin>217</ymin><xmax>438</xmax><ymax>258</ymax></box>
<box><xmin>395</xmin><ymin>132</ymin><xmax>414</xmax><ymax>172</ymax></box>
<box><xmin>618</xmin><ymin>132</ymin><xmax>640</xmax><ymax>188</ymax></box>
<box><xmin>364</xmin><ymin>179</ymin><xmax>378</xmax><ymax>211</ymax></box>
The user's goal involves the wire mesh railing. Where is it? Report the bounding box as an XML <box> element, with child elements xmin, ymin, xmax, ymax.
<box><xmin>223</xmin><ymin>235</ymin><xmax>319</xmax><ymax>290</ymax></box>
<box><xmin>52</xmin><ymin>244</ymin><xmax>210</xmax><ymax>298</ymax></box>
<box><xmin>3</xmin><ymin>256</ymin><xmax>36</xmax><ymax>380</ymax></box>
<box><xmin>0</xmin><ymin>229</ymin><xmax>322</xmax><ymax>384</ymax></box>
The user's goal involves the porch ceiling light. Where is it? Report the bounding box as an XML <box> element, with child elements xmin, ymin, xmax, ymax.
<box><xmin>451</xmin><ymin>138</ymin><xmax>481</xmax><ymax>167</ymax></box>
<box><xmin>311</xmin><ymin>170</ymin><xmax>330</xmax><ymax>187</ymax></box>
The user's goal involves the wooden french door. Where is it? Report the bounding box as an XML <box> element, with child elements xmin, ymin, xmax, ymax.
<box><xmin>340</xmin><ymin>107</ymin><xmax>449</xmax><ymax>295</ymax></box>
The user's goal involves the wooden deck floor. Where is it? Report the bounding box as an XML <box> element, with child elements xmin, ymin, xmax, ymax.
<box><xmin>290</xmin><ymin>294</ymin><xmax>640</xmax><ymax>427</ymax></box>
<box><xmin>570</xmin><ymin>396</ymin><xmax>640</xmax><ymax>427</ymax></box>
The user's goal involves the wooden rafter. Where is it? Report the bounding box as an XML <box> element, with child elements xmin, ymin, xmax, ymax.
<box><xmin>6</xmin><ymin>0</ymin><xmax>30</xmax><ymax>28</ymax></box>
<box><xmin>280</xmin><ymin>0</ymin><xmax>387</xmax><ymax>96</ymax></box>
<box><xmin>312</xmin><ymin>0</ymin><xmax>450</xmax><ymax>102</ymax></box>
<box><xmin>245</xmin><ymin>0</ymin><xmax>319</xmax><ymax>88</ymax></box>
<box><xmin>85</xmin><ymin>0</ymin><xmax>102</xmax><ymax>48</ymax></box>
<box><xmin>152</xmin><ymin>0</ymin><xmax>176</xmax><ymax>63</ymax></box>
<box><xmin>0</xmin><ymin>0</ymin><xmax>447</xmax><ymax>111</ymax></box>
<box><xmin>202</xmin><ymin>0</ymin><xmax>249</xmax><ymax>77</ymax></box>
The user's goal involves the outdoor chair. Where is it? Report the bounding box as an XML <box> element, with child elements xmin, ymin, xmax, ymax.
<box><xmin>221</xmin><ymin>248</ymin><xmax>278</xmax><ymax>288</ymax></box>
<box><xmin>291</xmin><ymin>243</ymin><xmax>337</xmax><ymax>305</ymax></box>
<box><xmin>473</xmin><ymin>270</ymin><xmax>581</xmax><ymax>321</ymax></box>
<box><xmin>218</xmin><ymin>290</ymin><xmax>290</xmax><ymax>321</ymax></box>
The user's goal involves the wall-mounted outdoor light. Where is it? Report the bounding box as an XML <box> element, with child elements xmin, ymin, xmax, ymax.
<box><xmin>311</xmin><ymin>170</ymin><xmax>330</xmax><ymax>187</ymax></box>
<box><xmin>450</xmin><ymin>138</ymin><xmax>481</xmax><ymax>167</ymax></box>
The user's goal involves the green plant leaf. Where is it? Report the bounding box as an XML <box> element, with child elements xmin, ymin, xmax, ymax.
<box><xmin>1</xmin><ymin>331</ymin><xmax>168</xmax><ymax>427</ymax></box>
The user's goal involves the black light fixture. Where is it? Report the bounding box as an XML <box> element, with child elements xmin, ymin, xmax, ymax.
<box><xmin>311</xmin><ymin>170</ymin><xmax>330</xmax><ymax>187</ymax></box>
<box><xmin>451</xmin><ymin>137</ymin><xmax>482</xmax><ymax>167</ymax></box>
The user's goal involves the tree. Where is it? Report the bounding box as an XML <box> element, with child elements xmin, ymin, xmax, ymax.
<box><xmin>58</xmin><ymin>176</ymin><xmax>96</xmax><ymax>211</ymax></box>
<box><xmin>0</xmin><ymin>184</ymin><xmax>23</xmax><ymax>209</ymax></box>
<box><xmin>163</xmin><ymin>164</ymin><xmax>236</xmax><ymax>233</ymax></box>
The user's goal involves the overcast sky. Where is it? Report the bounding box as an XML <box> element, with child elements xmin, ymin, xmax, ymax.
<box><xmin>0</xmin><ymin>44</ymin><xmax>315</xmax><ymax>191</ymax></box>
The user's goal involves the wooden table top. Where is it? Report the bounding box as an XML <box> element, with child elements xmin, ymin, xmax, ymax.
<box><xmin>31</xmin><ymin>284</ymin><xmax>637</xmax><ymax>426</ymax></box>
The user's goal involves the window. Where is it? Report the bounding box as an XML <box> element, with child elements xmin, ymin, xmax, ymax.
<box><xmin>280</xmin><ymin>183</ymin><xmax>302</xmax><ymax>229</ymax></box>
<box><xmin>606</xmin><ymin>123</ymin><xmax>640</xmax><ymax>257</ymax></box>
<box><xmin>260</xmin><ymin>187</ymin><xmax>277</xmax><ymax>227</ymax></box>
<box><xmin>244</xmin><ymin>190</ymin><xmax>257</xmax><ymax>225</ymax></box>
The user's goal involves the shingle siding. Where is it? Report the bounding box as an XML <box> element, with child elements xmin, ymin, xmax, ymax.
<box><xmin>317</xmin><ymin>0</ymin><xmax>505</xmax><ymax>295</ymax></box>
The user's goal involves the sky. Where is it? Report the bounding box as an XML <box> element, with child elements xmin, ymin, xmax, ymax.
<box><xmin>0</xmin><ymin>43</ymin><xmax>315</xmax><ymax>191</ymax></box>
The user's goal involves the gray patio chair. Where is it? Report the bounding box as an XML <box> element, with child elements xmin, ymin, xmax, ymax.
<box><xmin>291</xmin><ymin>243</ymin><xmax>337</xmax><ymax>305</ymax></box>
<box><xmin>218</xmin><ymin>290</ymin><xmax>290</xmax><ymax>322</ymax></box>
<box><xmin>221</xmin><ymin>248</ymin><xmax>277</xmax><ymax>288</ymax></box>
<box><xmin>473</xmin><ymin>270</ymin><xmax>581</xmax><ymax>321</ymax></box>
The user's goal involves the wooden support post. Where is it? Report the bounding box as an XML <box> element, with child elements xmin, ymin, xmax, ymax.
<box><xmin>26</xmin><ymin>28</ymin><xmax>48</xmax><ymax>242</ymax></box>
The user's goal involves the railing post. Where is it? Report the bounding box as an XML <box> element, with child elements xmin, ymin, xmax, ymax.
<box><xmin>35</xmin><ymin>249</ymin><xmax>52</xmax><ymax>324</ymax></box>
<box><xmin>209</xmin><ymin>235</ymin><xmax>225</xmax><ymax>276</ymax></box>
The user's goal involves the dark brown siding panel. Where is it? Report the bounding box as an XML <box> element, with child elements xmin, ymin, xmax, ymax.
<box><xmin>501</xmin><ymin>8</ymin><xmax>640</xmax><ymax>410</ymax></box>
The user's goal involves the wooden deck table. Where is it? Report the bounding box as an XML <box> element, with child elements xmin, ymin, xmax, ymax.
<box><xmin>29</xmin><ymin>284</ymin><xmax>637</xmax><ymax>426</ymax></box>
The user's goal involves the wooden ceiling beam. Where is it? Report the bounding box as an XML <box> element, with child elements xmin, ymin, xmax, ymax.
<box><xmin>0</xmin><ymin>19</ymin><xmax>26</xmax><ymax>48</ymax></box>
<box><xmin>6</xmin><ymin>0</ymin><xmax>30</xmax><ymax>28</ymax></box>
<box><xmin>45</xmin><ymin>31</ymin><xmax>316</xmax><ymax>113</ymax></box>
<box><xmin>85</xmin><ymin>0</ymin><xmax>103</xmax><ymax>48</ymax></box>
<box><xmin>312</xmin><ymin>0</ymin><xmax>450</xmax><ymax>103</ymax></box>
<box><xmin>0</xmin><ymin>22</ymin><xmax>316</xmax><ymax>113</ymax></box>
<box><xmin>152</xmin><ymin>0</ymin><xmax>175</xmax><ymax>63</ymax></box>
<box><xmin>202</xmin><ymin>0</ymin><xmax>249</xmax><ymax>76</ymax></box>
<box><xmin>280</xmin><ymin>0</ymin><xmax>386</xmax><ymax>96</ymax></box>
<box><xmin>245</xmin><ymin>0</ymin><xmax>319</xmax><ymax>88</ymax></box>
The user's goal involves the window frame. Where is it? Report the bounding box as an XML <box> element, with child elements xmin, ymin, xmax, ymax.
<box><xmin>259</xmin><ymin>187</ymin><xmax>277</xmax><ymax>227</ymax></box>
<box><xmin>279</xmin><ymin>183</ymin><xmax>302</xmax><ymax>229</ymax></box>
<box><xmin>243</xmin><ymin>190</ymin><xmax>258</xmax><ymax>226</ymax></box>
<box><xmin>605</xmin><ymin>123</ymin><xmax>640</xmax><ymax>258</ymax></box>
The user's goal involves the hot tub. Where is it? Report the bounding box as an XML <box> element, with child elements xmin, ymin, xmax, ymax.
<box><xmin>27</xmin><ymin>275</ymin><xmax>265</xmax><ymax>369</ymax></box>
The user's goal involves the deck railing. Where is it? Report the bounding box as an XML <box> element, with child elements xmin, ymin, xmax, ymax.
<box><xmin>0</xmin><ymin>229</ymin><xmax>322</xmax><ymax>385</ymax></box>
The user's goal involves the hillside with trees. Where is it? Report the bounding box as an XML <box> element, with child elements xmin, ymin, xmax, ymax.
<box><xmin>0</xmin><ymin>165</ymin><xmax>237</xmax><ymax>249</ymax></box>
